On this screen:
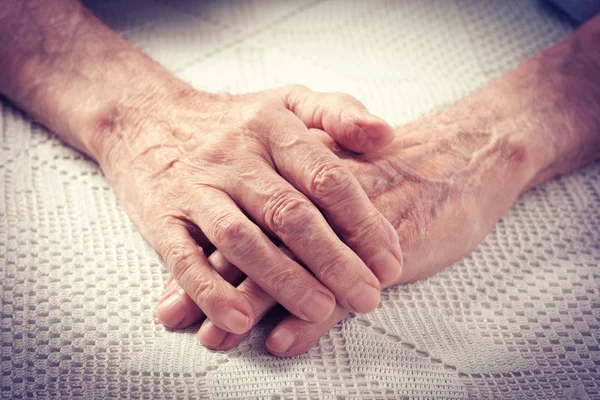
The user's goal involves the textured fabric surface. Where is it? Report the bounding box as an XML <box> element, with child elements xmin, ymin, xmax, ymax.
<box><xmin>1</xmin><ymin>0</ymin><xmax>599</xmax><ymax>399</ymax></box>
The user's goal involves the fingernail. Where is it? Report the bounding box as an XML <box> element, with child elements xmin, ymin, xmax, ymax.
<box><xmin>156</xmin><ymin>291</ymin><xmax>185</xmax><ymax>327</ymax></box>
<box><xmin>357</xmin><ymin>111</ymin><xmax>394</xmax><ymax>137</ymax></box>
<box><xmin>267</xmin><ymin>327</ymin><xmax>295</xmax><ymax>354</ymax></box>
<box><xmin>199</xmin><ymin>321</ymin><xmax>227</xmax><ymax>348</ymax></box>
<box><xmin>347</xmin><ymin>282</ymin><xmax>380</xmax><ymax>313</ymax></box>
<box><xmin>221</xmin><ymin>308</ymin><xmax>250</xmax><ymax>334</ymax></box>
<box><xmin>369</xmin><ymin>250</ymin><xmax>402</xmax><ymax>284</ymax></box>
<box><xmin>299</xmin><ymin>291</ymin><xmax>335</xmax><ymax>322</ymax></box>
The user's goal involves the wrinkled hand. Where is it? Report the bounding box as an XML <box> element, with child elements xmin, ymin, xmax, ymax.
<box><xmin>157</xmin><ymin>108</ymin><xmax>536</xmax><ymax>355</ymax></box>
<box><xmin>101</xmin><ymin>84</ymin><xmax>403</xmax><ymax>336</ymax></box>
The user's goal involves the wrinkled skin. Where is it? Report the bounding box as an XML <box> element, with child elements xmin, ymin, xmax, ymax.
<box><xmin>2</xmin><ymin>0</ymin><xmax>598</xmax><ymax>361</ymax></box>
<box><xmin>156</xmin><ymin>107</ymin><xmax>535</xmax><ymax>356</ymax></box>
<box><xmin>101</xmin><ymin>84</ymin><xmax>404</xmax><ymax>336</ymax></box>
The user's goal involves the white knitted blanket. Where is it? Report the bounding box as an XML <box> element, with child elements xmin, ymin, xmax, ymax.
<box><xmin>1</xmin><ymin>0</ymin><xmax>599</xmax><ymax>398</ymax></box>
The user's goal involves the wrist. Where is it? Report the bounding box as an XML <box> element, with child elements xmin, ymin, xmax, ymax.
<box><xmin>77</xmin><ymin>72</ymin><xmax>192</xmax><ymax>166</ymax></box>
<box><xmin>418</xmin><ymin>91</ymin><xmax>543</xmax><ymax>198</ymax></box>
<box><xmin>0</xmin><ymin>0</ymin><xmax>199</xmax><ymax>165</ymax></box>
<box><xmin>81</xmin><ymin>80</ymin><xmax>227</xmax><ymax>176</ymax></box>
<box><xmin>487</xmin><ymin>15</ymin><xmax>600</xmax><ymax>191</ymax></box>
<box><xmin>437</xmin><ymin>46</ymin><xmax>599</xmax><ymax>195</ymax></box>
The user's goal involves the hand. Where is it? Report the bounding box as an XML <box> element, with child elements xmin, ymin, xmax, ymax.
<box><xmin>156</xmin><ymin>13</ymin><xmax>600</xmax><ymax>354</ymax></box>
<box><xmin>156</xmin><ymin>105</ymin><xmax>540</xmax><ymax>354</ymax></box>
<box><xmin>0</xmin><ymin>0</ymin><xmax>402</xmax><ymax>337</ymax></box>
<box><xmin>101</xmin><ymin>83</ymin><xmax>403</xmax><ymax>336</ymax></box>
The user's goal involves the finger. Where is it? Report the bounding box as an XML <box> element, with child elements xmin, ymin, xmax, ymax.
<box><xmin>186</xmin><ymin>186</ymin><xmax>337</xmax><ymax>323</ymax></box>
<box><xmin>265</xmin><ymin>276</ymin><xmax>400</xmax><ymax>357</ymax></box>
<box><xmin>270</xmin><ymin>131</ymin><xmax>403</xmax><ymax>286</ymax></box>
<box><xmin>198</xmin><ymin>277</ymin><xmax>277</xmax><ymax>349</ymax></box>
<box><xmin>164</xmin><ymin>274</ymin><xmax>174</xmax><ymax>288</ymax></box>
<box><xmin>266</xmin><ymin>304</ymin><xmax>349</xmax><ymax>357</ymax></box>
<box><xmin>280</xmin><ymin>84</ymin><xmax>395</xmax><ymax>152</ymax></box>
<box><xmin>156</xmin><ymin>265</ymin><xmax>276</xmax><ymax>348</ymax></box>
<box><xmin>156</xmin><ymin>252</ymin><xmax>246</xmax><ymax>329</ymax></box>
<box><xmin>229</xmin><ymin>163</ymin><xmax>382</xmax><ymax>313</ymax></box>
<box><xmin>197</xmin><ymin>246</ymin><xmax>299</xmax><ymax>349</ymax></box>
<box><xmin>306</xmin><ymin>128</ymin><xmax>404</xmax><ymax>284</ymax></box>
<box><xmin>205</xmin><ymin>251</ymin><xmax>247</xmax><ymax>284</ymax></box>
<box><xmin>154</xmin><ymin>223</ymin><xmax>254</xmax><ymax>334</ymax></box>
<box><xmin>156</xmin><ymin>284</ymin><xmax>203</xmax><ymax>329</ymax></box>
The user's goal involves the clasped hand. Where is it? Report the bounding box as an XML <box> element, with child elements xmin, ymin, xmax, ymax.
<box><xmin>97</xmin><ymin>83</ymin><xmax>403</xmax><ymax>336</ymax></box>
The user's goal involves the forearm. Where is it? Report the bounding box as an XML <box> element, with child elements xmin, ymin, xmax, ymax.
<box><xmin>0</xmin><ymin>0</ymin><xmax>187</xmax><ymax>163</ymax></box>
<box><xmin>464</xmin><ymin>14</ymin><xmax>600</xmax><ymax>191</ymax></box>
<box><xmin>523</xmin><ymin>13</ymin><xmax>600</xmax><ymax>188</ymax></box>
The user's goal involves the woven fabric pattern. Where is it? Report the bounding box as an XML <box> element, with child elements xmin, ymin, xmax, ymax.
<box><xmin>1</xmin><ymin>1</ymin><xmax>599</xmax><ymax>398</ymax></box>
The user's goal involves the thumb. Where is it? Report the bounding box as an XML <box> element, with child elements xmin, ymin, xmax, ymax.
<box><xmin>280</xmin><ymin>84</ymin><xmax>395</xmax><ymax>153</ymax></box>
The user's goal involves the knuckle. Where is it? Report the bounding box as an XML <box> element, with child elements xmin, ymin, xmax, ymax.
<box><xmin>278</xmin><ymin>84</ymin><xmax>312</xmax><ymax>114</ymax></box>
<box><xmin>164</xmin><ymin>243</ymin><xmax>199</xmax><ymax>278</ymax></box>
<box><xmin>211</xmin><ymin>214</ymin><xmax>260</xmax><ymax>258</ymax></box>
<box><xmin>281</xmin><ymin>83</ymin><xmax>310</xmax><ymax>99</ymax></box>
<box><xmin>240</xmin><ymin>281</ymin><xmax>269</xmax><ymax>304</ymax></box>
<box><xmin>308</xmin><ymin>161</ymin><xmax>354</xmax><ymax>199</ymax></box>
<box><xmin>189</xmin><ymin>277</ymin><xmax>217</xmax><ymax>305</ymax></box>
<box><xmin>162</xmin><ymin>242</ymin><xmax>219</xmax><ymax>306</ymax></box>
<box><xmin>266</xmin><ymin>267</ymin><xmax>297</xmax><ymax>293</ymax></box>
<box><xmin>344</xmin><ymin>213</ymin><xmax>386</xmax><ymax>246</ymax></box>
<box><xmin>317</xmin><ymin>252</ymin><xmax>352</xmax><ymax>284</ymax></box>
<box><xmin>198</xmin><ymin>136</ymin><xmax>240</xmax><ymax>165</ymax></box>
<box><xmin>264</xmin><ymin>192</ymin><xmax>313</xmax><ymax>237</ymax></box>
<box><xmin>239</xmin><ymin>102</ymin><xmax>274</xmax><ymax>132</ymax></box>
